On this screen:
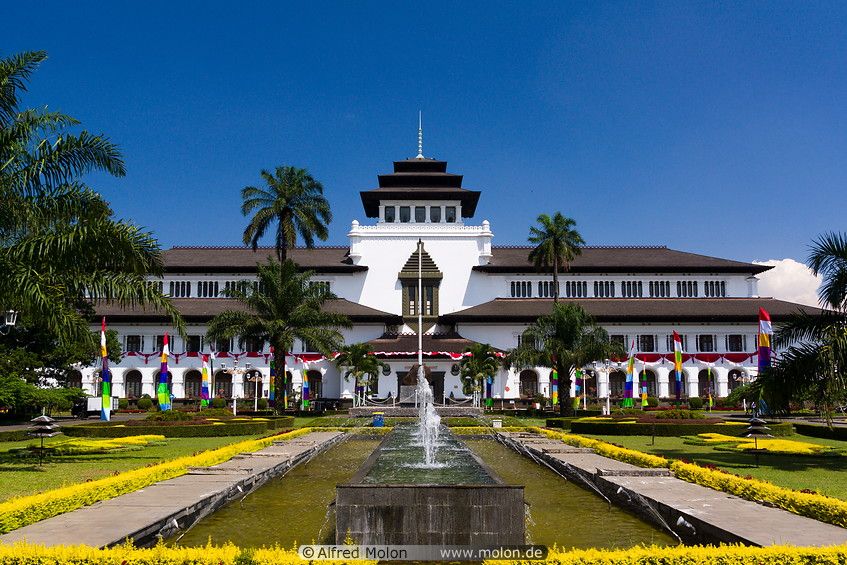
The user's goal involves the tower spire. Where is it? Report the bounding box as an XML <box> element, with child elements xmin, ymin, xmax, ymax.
<box><xmin>416</xmin><ymin>111</ymin><xmax>424</xmax><ymax>159</ymax></box>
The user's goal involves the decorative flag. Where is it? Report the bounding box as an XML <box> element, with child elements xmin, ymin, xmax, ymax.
<box><xmin>485</xmin><ymin>375</ymin><xmax>493</xmax><ymax>407</ymax></box>
<box><xmin>268</xmin><ymin>347</ymin><xmax>275</xmax><ymax>404</ymax></box>
<box><xmin>573</xmin><ymin>369</ymin><xmax>582</xmax><ymax>410</ymax></box>
<box><xmin>673</xmin><ymin>331</ymin><xmax>684</xmax><ymax>401</ymax></box>
<box><xmin>302</xmin><ymin>370</ymin><xmax>310</xmax><ymax>409</ymax></box>
<box><xmin>623</xmin><ymin>340</ymin><xmax>636</xmax><ymax>408</ymax></box>
<box><xmin>707</xmin><ymin>365</ymin><xmax>714</xmax><ymax>409</ymax></box>
<box><xmin>157</xmin><ymin>333</ymin><xmax>171</xmax><ymax>411</ymax></box>
<box><xmin>200</xmin><ymin>354</ymin><xmax>210</xmax><ymax>407</ymax></box>
<box><xmin>641</xmin><ymin>366</ymin><xmax>648</xmax><ymax>408</ymax></box>
<box><xmin>551</xmin><ymin>369</ymin><xmax>559</xmax><ymax>406</ymax></box>
<box><xmin>758</xmin><ymin>307</ymin><xmax>772</xmax><ymax>374</ymax></box>
<box><xmin>100</xmin><ymin>317</ymin><xmax>111</xmax><ymax>422</ymax></box>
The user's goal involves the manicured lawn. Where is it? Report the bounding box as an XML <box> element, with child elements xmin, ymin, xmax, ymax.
<box><xmin>0</xmin><ymin>433</ymin><xmax>268</xmax><ymax>502</ymax></box>
<box><xmin>581</xmin><ymin>433</ymin><xmax>847</xmax><ymax>500</ymax></box>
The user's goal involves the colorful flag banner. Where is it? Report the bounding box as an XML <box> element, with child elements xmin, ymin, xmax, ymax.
<box><xmin>641</xmin><ymin>366</ymin><xmax>648</xmax><ymax>408</ymax></box>
<box><xmin>200</xmin><ymin>354</ymin><xmax>210</xmax><ymax>407</ymax></box>
<box><xmin>707</xmin><ymin>365</ymin><xmax>714</xmax><ymax>409</ymax></box>
<box><xmin>268</xmin><ymin>347</ymin><xmax>275</xmax><ymax>404</ymax></box>
<box><xmin>302</xmin><ymin>370</ymin><xmax>310</xmax><ymax>409</ymax></box>
<box><xmin>100</xmin><ymin>317</ymin><xmax>111</xmax><ymax>422</ymax></box>
<box><xmin>157</xmin><ymin>333</ymin><xmax>171</xmax><ymax>411</ymax></box>
<box><xmin>673</xmin><ymin>331</ymin><xmax>684</xmax><ymax>401</ymax></box>
<box><xmin>485</xmin><ymin>375</ymin><xmax>493</xmax><ymax>407</ymax></box>
<box><xmin>573</xmin><ymin>369</ymin><xmax>583</xmax><ymax>410</ymax></box>
<box><xmin>551</xmin><ymin>369</ymin><xmax>558</xmax><ymax>406</ymax></box>
<box><xmin>758</xmin><ymin>307</ymin><xmax>772</xmax><ymax>374</ymax></box>
<box><xmin>623</xmin><ymin>340</ymin><xmax>636</xmax><ymax>408</ymax></box>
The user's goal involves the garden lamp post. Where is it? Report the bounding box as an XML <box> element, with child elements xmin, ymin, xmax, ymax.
<box><xmin>219</xmin><ymin>361</ymin><xmax>252</xmax><ymax>415</ymax></box>
<box><xmin>1</xmin><ymin>309</ymin><xmax>18</xmax><ymax>335</ymax></box>
<box><xmin>247</xmin><ymin>371</ymin><xmax>263</xmax><ymax>412</ymax></box>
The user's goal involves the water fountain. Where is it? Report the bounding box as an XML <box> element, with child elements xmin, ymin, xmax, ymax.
<box><xmin>416</xmin><ymin>364</ymin><xmax>441</xmax><ymax>467</ymax></box>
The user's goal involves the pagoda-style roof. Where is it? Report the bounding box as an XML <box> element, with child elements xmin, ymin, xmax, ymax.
<box><xmin>360</xmin><ymin>158</ymin><xmax>481</xmax><ymax>218</ymax></box>
<box><xmin>474</xmin><ymin>246</ymin><xmax>772</xmax><ymax>275</ymax></box>
<box><xmin>439</xmin><ymin>297</ymin><xmax>819</xmax><ymax>324</ymax></box>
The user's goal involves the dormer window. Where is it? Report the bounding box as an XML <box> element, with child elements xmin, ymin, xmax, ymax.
<box><xmin>445</xmin><ymin>206</ymin><xmax>456</xmax><ymax>223</ymax></box>
<box><xmin>384</xmin><ymin>206</ymin><xmax>396</xmax><ymax>223</ymax></box>
<box><xmin>399</xmin><ymin>206</ymin><xmax>411</xmax><ymax>223</ymax></box>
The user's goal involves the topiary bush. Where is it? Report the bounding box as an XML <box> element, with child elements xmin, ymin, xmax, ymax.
<box><xmin>211</xmin><ymin>397</ymin><xmax>227</xmax><ymax>409</ymax></box>
<box><xmin>654</xmin><ymin>409</ymin><xmax>705</xmax><ymax>420</ymax></box>
<box><xmin>646</xmin><ymin>396</ymin><xmax>659</xmax><ymax>408</ymax></box>
<box><xmin>136</xmin><ymin>397</ymin><xmax>153</xmax><ymax>410</ymax></box>
<box><xmin>257</xmin><ymin>398</ymin><xmax>268</xmax><ymax>410</ymax></box>
<box><xmin>145</xmin><ymin>410</ymin><xmax>192</xmax><ymax>422</ymax></box>
<box><xmin>118</xmin><ymin>399</ymin><xmax>129</xmax><ymax>410</ymax></box>
<box><xmin>688</xmin><ymin>396</ymin><xmax>704</xmax><ymax>410</ymax></box>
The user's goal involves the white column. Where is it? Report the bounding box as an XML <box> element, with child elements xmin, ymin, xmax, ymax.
<box><xmin>684</xmin><ymin>366</ymin><xmax>699</xmax><ymax>397</ymax></box>
<box><xmin>656</xmin><ymin>366</ymin><xmax>671</xmax><ymax>398</ymax></box>
<box><xmin>232</xmin><ymin>374</ymin><xmax>245</xmax><ymax>398</ymax></box>
<box><xmin>378</xmin><ymin>205</ymin><xmax>385</xmax><ymax>222</ymax></box>
<box><xmin>141</xmin><ymin>369</ymin><xmax>157</xmax><ymax>397</ymax></box>
<box><xmin>440</xmin><ymin>205</ymin><xmax>446</xmax><ymax>223</ymax></box>
<box><xmin>171</xmin><ymin>368</ymin><xmax>186</xmax><ymax>399</ymax></box>
<box><xmin>112</xmin><ymin>368</ymin><xmax>126</xmax><ymax>398</ymax></box>
<box><xmin>714</xmin><ymin>366</ymin><xmax>730</xmax><ymax>398</ymax></box>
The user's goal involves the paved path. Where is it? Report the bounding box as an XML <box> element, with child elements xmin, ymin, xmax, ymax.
<box><xmin>0</xmin><ymin>431</ymin><xmax>344</xmax><ymax>548</ymax></box>
<box><xmin>498</xmin><ymin>432</ymin><xmax>847</xmax><ymax>547</ymax></box>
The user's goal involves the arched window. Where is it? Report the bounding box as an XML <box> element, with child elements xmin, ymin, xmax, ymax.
<box><xmin>214</xmin><ymin>371</ymin><xmax>233</xmax><ymax>398</ymax></box>
<box><xmin>609</xmin><ymin>370</ymin><xmax>626</xmax><ymax>397</ymax></box>
<box><xmin>66</xmin><ymin>370</ymin><xmax>83</xmax><ymax>390</ymax></box>
<box><xmin>519</xmin><ymin>370</ymin><xmax>538</xmax><ymax>398</ymax></box>
<box><xmin>124</xmin><ymin>370</ymin><xmax>143</xmax><ymax>399</ymax></box>
<box><xmin>243</xmin><ymin>370</ymin><xmax>263</xmax><ymax>399</ymax></box>
<box><xmin>697</xmin><ymin>369</ymin><xmax>715</xmax><ymax>398</ymax></box>
<box><xmin>307</xmin><ymin>370</ymin><xmax>323</xmax><ymax>399</ymax></box>
<box><xmin>184</xmin><ymin>370</ymin><xmax>202</xmax><ymax>399</ymax></box>
<box><xmin>638</xmin><ymin>370</ymin><xmax>657</xmax><ymax>397</ymax></box>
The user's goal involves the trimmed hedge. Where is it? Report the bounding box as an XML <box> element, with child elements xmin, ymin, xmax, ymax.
<box><xmin>63</xmin><ymin>422</ymin><xmax>271</xmax><ymax>438</ymax></box>
<box><xmin>0</xmin><ymin>429</ymin><xmax>31</xmax><ymax>442</ymax></box>
<box><xmin>569</xmin><ymin>419</ymin><xmax>793</xmax><ymax>437</ymax></box>
<box><xmin>545</xmin><ymin>417</ymin><xmax>578</xmax><ymax>430</ymax></box>
<box><xmin>794</xmin><ymin>422</ymin><xmax>847</xmax><ymax>441</ymax></box>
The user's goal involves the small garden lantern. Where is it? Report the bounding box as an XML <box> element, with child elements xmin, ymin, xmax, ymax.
<box><xmin>28</xmin><ymin>415</ymin><xmax>61</xmax><ymax>466</ymax></box>
<box><xmin>745</xmin><ymin>417</ymin><xmax>772</xmax><ymax>467</ymax></box>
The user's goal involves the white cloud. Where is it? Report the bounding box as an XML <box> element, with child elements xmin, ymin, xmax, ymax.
<box><xmin>753</xmin><ymin>258</ymin><xmax>822</xmax><ymax>307</ymax></box>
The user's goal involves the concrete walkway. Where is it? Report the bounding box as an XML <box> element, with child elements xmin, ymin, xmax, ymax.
<box><xmin>0</xmin><ymin>431</ymin><xmax>344</xmax><ymax>548</ymax></box>
<box><xmin>498</xmin><ymin>432</ymin><xmax>847</xmax><ymax>547</ymax></box>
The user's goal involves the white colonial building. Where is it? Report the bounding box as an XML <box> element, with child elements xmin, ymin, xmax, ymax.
<box><xmin>79</xmin><ymin>152</ymin><xmax>816</xmax><ymax>407</ymax></box>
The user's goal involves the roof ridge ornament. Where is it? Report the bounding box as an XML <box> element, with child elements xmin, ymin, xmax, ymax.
<box><xmin>416</xmin><ymin>111</ymin><xmax>424</xmax><ymax>159</ymax></box>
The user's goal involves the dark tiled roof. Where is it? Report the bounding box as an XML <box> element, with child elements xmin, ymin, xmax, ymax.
<box><xmin>440</xmin><ymin>298</ymin><xmax>820</xmax><ymax>323</ymax></box>
<box><xmin>95</xmin><ymin>298</ymin><xmax>401</xmax><ymax>324</ymax></box>
<box><xmin>475</xmin><ymin>246</ymin><xmax>771</xmax><ymax>274</ymax></box>
<box><xmin>162</xmin><ymin>247</ymin><xmax>366</xmax><ymax>273</ymax></box>
<box><xmin>360</xmin><ymin>158</ymin><xmax>481</xmax><ymax>218</ymax></box>
<box><xmin>367</xmin><ymin>332</ymin><xmax>480</xmax><ymax>355</ymax></box>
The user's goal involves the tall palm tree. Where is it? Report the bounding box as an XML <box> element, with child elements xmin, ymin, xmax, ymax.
<box><xmin>528</xmin><ymin>212</ymin><xmax>585</xmax><ymax>302</ymax></box>
<box><xmin>241</xmin><ymin>166</ymin><xmax>332</xmax><ymax>263</ymax></box>
<box><xmin>333</xmin><ymin>343</ymin><xmax>386</xmax><ymax>406</ymax></box>
<box><xmin>756</xmin><ymin>232</ymin><xmax>847</xmax><ymax>424</ymax></box>
<box><xmin>510</xmin><ymin>303</ymin><xmax>623</xmax><ymax>416</ymax></box>
<box><xmin>0</xmin><ymin>50</ymin><xmax>181</xmax><ymax>345</ymax></box>
<box><xmin>459</xmin><ymin>342</ymin><xmax>501</xmax><ymax>408</ymax></box>
<box><xmin>206</xmin><ymin>259</ymin><xmax>351</xmax><ymax>411</ymax></box>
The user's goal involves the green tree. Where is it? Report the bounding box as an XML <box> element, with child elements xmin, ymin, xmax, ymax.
<box><xmin>459</xmin><ymin>343</ymin><xmax>501</xmax><ymax>406</ymax></box>
<box><xmin>0</xmin><ymin>50</ymin><xmax>181</xmax><ymax>345</ymax></box>
<box><xmin>509</xmin><ymin>303</ymin><xmax>623</xmax><ymax>416</ymax></box>
<box><xmin>528</xmin><ymin>212</ymin><xmax>585</xmax><ymax>303</ymax></box>
<box><xmin>756</xmin><ymin>232</ymin><xmax>847</xmax><ymax>424</ymax></box>
<box><xmin>241</xmin><ymin>166</ymin><xmax>332</xmax><ymax>263</ymax></box>
<box><xmin>206</xmin><ymin>259</ymin><xmax>350</xmax><ymax>411</ymax></box>
<box><xmin>333</xmin><ymin>343</ymin><xmax>386</xmax><ymax>406</ymax></box>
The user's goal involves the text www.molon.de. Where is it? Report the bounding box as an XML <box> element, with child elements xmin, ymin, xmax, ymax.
<box><xmin>298</xmin><ymin>545</ymin><xmax>548</xmax><ymax>561</ymax></box>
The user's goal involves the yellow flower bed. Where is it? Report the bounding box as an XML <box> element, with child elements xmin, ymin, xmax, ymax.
<box><xmin>671</xmin><ymin>459</ymin><xmax>847</xmax><ymax>528</ymax></box>
<box><xmin>449</xmin><ymin>426</ymin><xmax>527</xmax><ymax>435</ymax></box>
<box><xmin>533</xmin><ymin>427</ymin><xmax>671</xmax><ymax>468</ymax></box>
<box><xmin>689</xmin><ymin>433</ymin><xmax>836</xmax><ymax>455</ymax></box>
<box><xmin>2</xmin><ymin>541</ymin><xmax>847</xmax><ymax>564</ymax></box>
<box><xmin>0</xmin><ymin>428</ymin><xmax>316</xmax><ymax>534</ymax></box>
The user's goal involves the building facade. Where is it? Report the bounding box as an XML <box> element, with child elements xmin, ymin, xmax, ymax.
<box><xmin>80</xmin><ymin>154</ymin><xmax>816</xmax><ymax>406</ymax></box>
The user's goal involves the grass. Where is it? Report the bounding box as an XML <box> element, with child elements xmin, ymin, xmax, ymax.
<box><xmin>0</xmin><ymin>433</ymin><xmax>269</xmax><ymax>502</ymax></box>
<box><xmin>581</xmin><ymin>433</ymin><xmax>847</xmax><ymax>500</ymax></box>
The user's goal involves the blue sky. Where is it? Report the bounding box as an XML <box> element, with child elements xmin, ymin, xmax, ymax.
<box><xmin>6</xmin><ymin>2</ymin><xmax>846</xmax><ymax>263</ymax></box>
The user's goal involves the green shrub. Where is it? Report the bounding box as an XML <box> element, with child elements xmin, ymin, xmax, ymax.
<box><xmin>646</xmin><ymin>396</ymin><xmax>659</xmax><ymax>408</ymax></box>
<box><xmin>795</xmin><ymin>423</ymin><xmax>847</xmax><ymax>441</ymax></box>
<box><xmin>211</xmin><ymin>397</ymin><xmax>227</xmax><ymax>409</ymax></box>
<box><xmin>145</xmin><ymin>410</ymin><xmax>193</xmax><ymax>422</ymax></box>
<box><xmin>263</xmin><ymin>416</ymin><xmax>294</xmax><ymax>429</ymax></box>
<box><xmin>118</xmin><ymin>399</ymin><xmax>129</xmax><ymax>410</ymax></box>
<box><xmin>256</xmin><ymin>398</ymin><xmax>269</xmax><ymax>410</ymax></box>
<box><xmin>545</xmin><ymin>417</ymin><xmax>577</xmax><ymax>430</ymax></box>
<box><xmin>688</xmin><ymin>397</ymin><xmax>704</xmax><ymax>410</ymax></box>
<box><xmin>62</xmin><ymin>422</ymin><xmax>270</xmax><ymax>438</ymax></box>
<box><xmin>0</xmin><ymin>429</ymin><xmax>30</xmax><ymax>442</ymax></box>
<box><xmin>654</xmin><ymin>409</ymin><xmax>705</xmax><ymax>420</ymax></box>
<box><xmin>570</xmin><ymin>419</ymin><xmax>793</xmax><ymax>437</ymax></box>
<box><xmin>136</xmin><ymin>397</ymin><xmax>153</xmax><ymax>410</ymax></box>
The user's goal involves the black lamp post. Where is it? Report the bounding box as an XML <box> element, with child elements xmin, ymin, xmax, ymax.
<box><xmin>745</xmin><ymin>417</ymin><xmax>772</xmax><ymax>468</ymax></box>
<box><xmin>29</xmin><ymin>415</ymin><xmax>61</xmax><ymax>466</ymax></box>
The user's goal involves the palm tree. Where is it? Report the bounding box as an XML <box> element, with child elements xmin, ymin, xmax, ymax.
<box><xmin>241</xmin><ymin>166</ymin><xmax>332</xmax><ymax>263</ymax></box>
<box><xmin>206</xmin><ymin>259</ymin><xmax>351</xmax><ymax>411</ymax></box>
<box><xmin>756</xmin><ymin>232</ymin><xmax>847</xmax><ymax>424</ymax></box>
<box><xmin>0</xmin><ymin>51</ymin><xmax>182</xmax><ymax>345</ymax></box>
<box><xmin>333</xmin><ymin>343</ymin><xmax>386</xmax><ymax>406</ymax></box>
<box><xmin>510</xmin><ymin>303</ymin><xmax>623</xmax><ymax>416</ymax></box>
<box><xmin>528</xmin><ymin>212</ymin><xmax>585</xmax><ymax>302</ymax></box>
<box><xmin>459</xmin><ymin>342</ymin><xmax>501</xmax><ymax>408</ymax></box>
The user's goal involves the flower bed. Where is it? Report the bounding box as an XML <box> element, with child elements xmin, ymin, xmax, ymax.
<box><xmin>569</xmin><ymin>417</ymin><xmax>792</xmax><ymax>437</ymax></box>
<box><xmin>8</xmin><ymin>435</ymin><xmax>167</xmax><ymax>456</ymax></box>
<box><xmin>0</xmin><ymin>428</ymin><xmax>314</xmax><ymax>534</ymax></box>
<box><xmin>534</xmin><ymin>428</ymin><xmax>670</xmax><ymax>468</ymax></box>
<box><xmin>685</xmin><ymin>433</ymin><xmax>842</xmax><ymax>456</ymax></box>
<box><xmin>2</xmin><ymin>541</ymin><xmax>847</xmax><ymax>564</ymax></box>
<box><xmin>62</xmin><ymin>421</ymin><xmax>274</xmax><ymax>438</ymax></box>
